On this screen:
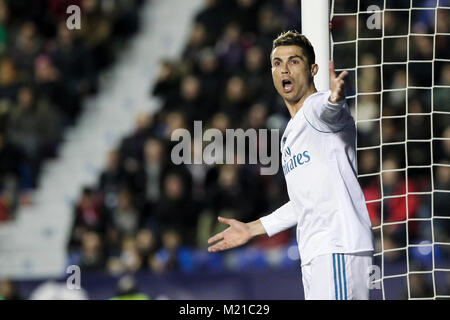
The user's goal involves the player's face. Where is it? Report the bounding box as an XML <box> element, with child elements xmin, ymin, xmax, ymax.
<box><xmin>271</xmin><ymin>45</ymin><xmax>317</xmax><ymax>103</ymax></box>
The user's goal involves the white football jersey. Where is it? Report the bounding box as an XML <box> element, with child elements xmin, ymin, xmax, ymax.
<box><xmin>260</xmin><ymin>91</ymin><xmax>374</xmax><ymax>266</ymax></box>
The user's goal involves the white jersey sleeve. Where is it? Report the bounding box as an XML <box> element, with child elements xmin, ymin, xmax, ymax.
<box><xmin>302</xmin><ymin>91</ymin><xmax>353</xmax><ymax>133</ymax></box>
<box><xmin>269</xmin><ymin>90</ymin><xmax>374</xmax><ymax>266</ymax></box>
<box><xmin>260</xmin><ymin>201</ymin><xmax>297</xmax><ymax>237</ymax></box>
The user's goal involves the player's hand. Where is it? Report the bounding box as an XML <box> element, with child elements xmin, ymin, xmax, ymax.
<box><xmin>329</xmin><ymin>61</ymin><xmax>349</xmax><ymax>104</ymax></box>
<box><xmin>207</xmin><ymin>217</ymin><xmax>252</xmax><ymax>252</ymax></box>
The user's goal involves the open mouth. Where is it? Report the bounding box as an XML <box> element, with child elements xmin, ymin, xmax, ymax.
<box><xmin>282</xmin><ymin>79</ymin><xmax>294</xmax><ymax>93</ymax></box>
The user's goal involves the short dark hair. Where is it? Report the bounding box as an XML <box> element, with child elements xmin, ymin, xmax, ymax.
<box><xmin>272</xmin><ymin>30</ymin><xmax>316</xmax><ymax>66</ymax></box>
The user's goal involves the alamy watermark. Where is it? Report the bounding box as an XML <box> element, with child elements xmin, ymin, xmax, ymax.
<box><xmin>66</xmin><ymin>265</ymin><xmax>81</xmax><ymax>290</ymax></box>
<box><xmin>170</xmin><ymin>121</ymin><xmax>280</xmax><ymax>175</ymax></box>
<box><xmin>367</xmin><ymin>264</ymin><xmax>382</xmax><ymax>290</ymax></box>
<box><xmin>66</xmin><ymin>5</ymin><xmax>81</xmax><ymax>30</ymax></box>
<box><xmin>366</xmin><ymin>5</ymin><xmax>382</xmax><ymax>30</ymax></box>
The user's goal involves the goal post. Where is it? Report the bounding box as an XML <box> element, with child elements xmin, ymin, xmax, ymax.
<box><xmin>322</xmin><ymin>0</ymin><xmax>450</xmax><ymax>300</ymax></box>
<box><xmin>301</xmin><ymin>0</ymin><xmax>330</xmax><ymax>92</ymax></box>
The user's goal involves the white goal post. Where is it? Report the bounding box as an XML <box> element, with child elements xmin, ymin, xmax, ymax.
<box><xmin>301</xmin><ymin>0</ymin><xmax>330</xmax><ymax>91</ymax></box>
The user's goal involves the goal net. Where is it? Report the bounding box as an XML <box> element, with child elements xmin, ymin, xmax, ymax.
<box><xmin>330</xmin><ymin>0</ymin><xmax>450</xmax><ymax>299</ymax></box>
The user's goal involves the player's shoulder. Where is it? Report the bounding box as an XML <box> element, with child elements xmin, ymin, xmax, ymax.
<box><xmin>303</xmin><ymin>90</ymin><xmax>331</xmax><ymax>112</ymax></box>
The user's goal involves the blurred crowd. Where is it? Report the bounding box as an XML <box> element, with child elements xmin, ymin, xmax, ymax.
<box><xmin>67</xmin><ymin>0</ymin><xmax>299</xmax><ymax>275</ymax></box>
<box><xmin>0</xmin><ymin>0</ymin><xmax>145</xmax><ymax>222</ymax></box>
<box><xmin>0</xmin><ymin>0</ymin><xmax>448</xmax><ymax>299</ymax></box>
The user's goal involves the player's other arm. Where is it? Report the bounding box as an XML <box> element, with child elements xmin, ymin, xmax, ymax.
<box><xmin>207</xmin><ymin>201</ymin><xmax>297</xmax><ymax>252</ymax></box>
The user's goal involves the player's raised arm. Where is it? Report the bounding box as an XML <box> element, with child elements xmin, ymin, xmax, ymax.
<box><xmin>302</xmin><ymin>61</ymin><xmax>352</xmax><ymax>133</ymax></box>
<box><xmin>329</xmin><ymin>61</ymin><xmax>349</xmax><ymax>104</ymax></box>
<box><xmin>207</xmin><ymin>217</ymin><xmax>266</xmax><ymax>252</ymax></box>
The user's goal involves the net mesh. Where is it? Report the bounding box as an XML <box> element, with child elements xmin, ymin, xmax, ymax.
<box><xmin>330</xmin><ymin>0</ymin><xmax>450</xmax><ymax>300</ymax></box>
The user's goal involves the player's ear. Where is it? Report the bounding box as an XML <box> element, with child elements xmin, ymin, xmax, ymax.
<box><xmin>311</xmin><ymin>64</ymin><xmax>319</xmax><ymax>77</ymax></box>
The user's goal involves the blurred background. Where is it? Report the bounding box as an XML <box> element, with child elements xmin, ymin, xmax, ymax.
<box><xmin>0</xmin><ymin>0</ymin><xmax>448</xmax><ymax>300</ymax></box>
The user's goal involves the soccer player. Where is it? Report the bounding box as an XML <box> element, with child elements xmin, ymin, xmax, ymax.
<box><xmin>207</xmin><ymin>31</ymin><xmax>375</xmax><ymax>300</ymax></box>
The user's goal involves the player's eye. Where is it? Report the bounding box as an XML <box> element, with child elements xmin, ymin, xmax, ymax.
<box><xmin>274</xmin><ymin>61</ymin><xmax>281</xmax><ymax>67</ymax></box>
<box><xmin>290</xmin><ymin>59</ymin><xmax>299</xmax><ymax>65</ymax></box>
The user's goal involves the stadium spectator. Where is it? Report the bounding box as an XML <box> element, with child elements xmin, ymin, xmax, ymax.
<box><xmin>149</xmin><ymin>228</ymin><xmax>195</xmax><ymax>274</ymax></box>
<box><xmin>407</xmin><ymin>274</ymin><xmax>434</xmax><ymax>299</ymax></box>
<box><xmin>0</xmin><ymin>132</ymin><xmax>23</xmax><ymax>197</ymax></box>
<box><xmin>0</xmin><ymin>192</ymin><xmax>11</xmax><ymax>221</ymax></box>
<box><xmin>183</xmin><ymin>23</ymin><xmax>209</xmax><ymax>63</ymax></box>
<box><xmin>152</xmin><ymin>60</ymin><xmax>181</xmax><ymax>111</ymax></box>
<box><xmin>233</xmin><ymin>0</ymin><xmax>260</xmax><ymax>35</ymax></box>
<box><xmin>69</xmin><ymin>187</ymin><xmax>105</xmax><ymax>251</ymax></box>
<box><xmin>434</xmin><ymin>163</ymin><xmax>450</xmax><ymax>242</ymax></box>
<box><xmin>108</xmin><ymin>188</ymin><xmax>140</xmax><ymax>238</ymax></box>
<box><xmin>6</xmin><ymin>85</ymin><xmax>61</xmax><ymax>187</ymax></box>
<box><xmin>0</xmin><ymin>58</ymin><xmax>20</xmax><ymax>103</ymax></box>
<box><xmin>255</xmin><ymin>4</ymin><xmax>284</xmax><ymax>53</ymax></box>
<box><xmin>49</xmin><ymin>21</ymin><xmax>96</xmax><ymax>120</ymax></box>
<box><xmin>177</xmin><ymin>74</ymin><xmax>207</xmax><ymax>122</ymax></box>
<box><xmin>99</xmin><ymin>149</ymin><xmax>123</xmax><ymax>211</ymax></box>
<box><xmin>281</xmin><ymin>0</ymin><xmax>301</xmax><ymax>31</ymax></box>
<box><xmin>0</xmin><ymin>1</ymin><xmax>9</xmax><ymax>55</ymax></box>
<box><xmin>79</xmin><ymin>0</ymin><xmax>114</xmax><ymax>70</ymax></box>
<box><xmin>216</xmin><ymin>22</ymin><xmax>245</xmax><ymax>73</ymax></box>
<box><xmin>219</xmin><ymin>75</ymin><xmax>251</xmax><ymax>126</ymax></box>
<box><xmin>194</xmin><ymin>0</ymin><xmax>224</xmax><ymax>41</ymax></box>
<box><xmin>194</xmin><ymin>48</ymin><xmax>223</xmax><ymax>123</ymax></box>
<box><xmin>78</xmin><ymin>231</ymin><xmax>105</xmax><ymax>271</ymax></box>
<box><xmin>135</xmin><ymin>228</ymin><xmax>159</xmax><ymax>267</ymax></box>
<box><xmin>152</xmin><ymin>170</ymin><xmax>197</xmax><ymax>244</ymax></box>
<box><xmin>33</xmin><ymin>55</ymin><xmax>69</xmax><ymax>122</ymax></box>
<box><xmin>119</xmin><ymin>112</ymin><xmax>155</xmax><ymax>163</ymax></box>
<box><xmin>0</xmin><ymin>279</ymin><xmax>22</xmax><ymax>300</ymax></box>
<box><xmin>243</xmin><ymin>45</ymin><xmax>273</xmax><ymax>103</ymax></box>
<box><xmin>8</xmin><ymin>21</ymin><xmax>42</xmax><ymax>79</ymax></box>
<box><xmin>110</xmin><ymin>274</ymin><xmax>150</xmax><ymax>300</ymax></box>
<box><xmin>117</xmin><ymin>236</ymin><xmax>143</xmax><ymax>273</ymax></box>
